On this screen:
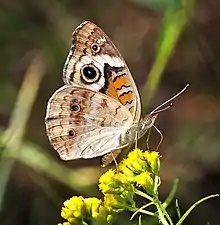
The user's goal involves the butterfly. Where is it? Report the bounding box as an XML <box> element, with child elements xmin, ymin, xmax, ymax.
<box><xmin>45</xmin><ymin>21</ymin><xmax>158</xmax><ymax>167</ymax></box>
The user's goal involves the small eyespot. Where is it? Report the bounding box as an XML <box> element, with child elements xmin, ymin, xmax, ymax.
<box><xmin>68</xmin><ymin>129</ymin><xmax>75</xmax><ymax>137</ymax></box>
<box><xmin>71</xmin><ymin>104</ymin><xmax>80</xmax><ymax>112</ymax></box>
<box><xmin>91</xmin><ymin>43</ymin><xmax>100</xmax><ymax>53</ymax></box>
<box><xmin>80</xmin><ymin>64</ymin><xmax>101</xmax><ymax>84</ymax></box>
<box><xmin>73</xmin><ymin>98</ymin><xmax>78</xmax><ymax>103</ymax></box>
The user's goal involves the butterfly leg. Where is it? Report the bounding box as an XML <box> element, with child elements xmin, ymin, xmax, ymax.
<box><xmin>135</xmin><ymin>130</ymin><xmax>138</xmax><ymax>149</ymax></box>
<box><xmin>153</xmin><ymin>125</ymin><xmax>163</xmax><ymax>150</ymax></box>
<box><xmin>111</xmin><ymin>151</ymin><xmax>119</xmax><ymax>170</ymax></box>
<box><xmin>146</xmin><ymin>127</ymin><xmax>152</xmax><ymax>149</ymax></box>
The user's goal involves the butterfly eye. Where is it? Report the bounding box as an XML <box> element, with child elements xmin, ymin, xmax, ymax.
<box><xmin>81</xmin><ymin>64</ymin><xmax>101</xmax><ymax>84</ymax></box>
<box><xmin>91</xmin><ymin>43</ymin><xmax>100</xmax><ymax>53</ymax></box>
<box><xmin>68</xmin><ymin>129</ymin><xmax>76</xmax><ymax>137</ymax></box>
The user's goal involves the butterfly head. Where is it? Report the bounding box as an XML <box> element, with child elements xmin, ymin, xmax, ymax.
<box><xmin>123</xmin><ymin>114</ymin><xmax>157</xmax><ymax>144</ymax></box>
<box><xmin>138</xmin><ymin>114</ymin><xmax>158</xmax><ymax>137</ymax></box>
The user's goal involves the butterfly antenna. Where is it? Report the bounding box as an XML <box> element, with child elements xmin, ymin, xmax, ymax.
<box><xmin>153</xmin><ymin>103</ymin><xmax>173</xmax><ymax>114</ymax></box>
<box><xmin>153</xmin><ymin>125</ymin><xmax>163</xmax><ymax>150</ymax></box>
<box><xmin>150</xmin><ymin>84</ymin><xmax>189</xmax><ymax>115</ymax></box>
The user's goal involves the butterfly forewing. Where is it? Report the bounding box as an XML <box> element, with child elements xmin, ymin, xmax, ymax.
<box><xmin>63</xmin><ymin>21</ymin><xmax>141</xmax><ymax>123</ymax></box>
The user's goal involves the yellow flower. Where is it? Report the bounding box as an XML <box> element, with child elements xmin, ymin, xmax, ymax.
<box><xmin>99</xmin><ymin>169</ymin><xmax>116</xmax><ymax>194</ymax></box>
<box><xmin>58</xmin><ymin>149</ymin><xmax>162</xmax><ymax>224</ymax></box>
<box><xmin>99</xmin><ymin>169</ymin><xmax>136</xmax><ymax>212</ymax></box>
<box><xmin>58</xmin><ymin>222</ymin><xmax>71</xmax><ymax>225</ymax></box>
<box><xmin>128</xmin><ymin>148</ymin><xmax>143</xmax><ymax>158</ymax></box>
<box><xmin>121</xmin><ymin>148</ymin><xmax>148</xmax><ymax>173</ymax></box>
<box><xmin>99</xmin><ymin>169</ymin><xmax>134</xmax><ymax>196</ymax></box>
<box><xmin>104</xmin><ymin>194</ymin><xmax>118</xmax><ymax>211</ymax></box>
<box><xmin>61</xmin><ymin>196</ymin><xmax>85</xmax><ymax>222</ymax></box>
<box><xmin>135</xmin><ymin>171</ymin><xmax>154</xmax><ymax>193</ymax></box>
<box><xmin>84</xmin><ymin>197</ymin><xmax>102</xmax><ymax>218</ymax></box>
<box><xmin>118</xmin><ymin>162</ymin><xmax>134</xmax><ymax>180</ymax></box>
<box><xmin>99</xmin><ymin>169</ymin><xmax>116</xmax><ymax>184</ymax></box>
<box><xmin>143</xmin><ymin>151</ymin><xmax>160</xmax><ymax>174</ymax></box>
<box><xmin>104</xmin><ymin>194</ymin><xmax>128</xmax><ymax>212</ymax></box>
<box><xmin>116</xmin><ymin>170</ymin><xmax>134</xmax><ymax>184</ymax></box>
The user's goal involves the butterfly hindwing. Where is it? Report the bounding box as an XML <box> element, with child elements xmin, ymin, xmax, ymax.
<box><xmin>45</xmin><ymin>85</ymin><xmax>133</xmax><ymax>160</ymax></box>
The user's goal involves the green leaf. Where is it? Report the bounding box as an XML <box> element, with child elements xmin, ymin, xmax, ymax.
<box><xmin>142</xmin><ymin>0</ymin><xmax>195</xmax><ymax>110</ymax></box>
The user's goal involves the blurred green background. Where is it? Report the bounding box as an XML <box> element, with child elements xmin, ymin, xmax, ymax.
<box><xmin>0</xmin><ymin>0</ymin><xmax>220</xmax><ymax>224</ymax></box>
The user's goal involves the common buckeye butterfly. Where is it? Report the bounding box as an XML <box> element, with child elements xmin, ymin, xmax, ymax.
<box><xmin>45</xmin><ymin>21</ymin><xmax>160</xmax><ymax>166</ymax></box>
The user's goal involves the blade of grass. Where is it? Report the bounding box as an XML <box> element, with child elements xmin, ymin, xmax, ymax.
<box><xmin>6</xmin><ymin>140</ymin><xmax>102</xmax><ymax>194</ymax></box>
<box><xmin>141</xmin><ymin>0</ymin><xmax>195</xmax><ymax>110</ymax></box>
<box><xmin>0</xmin><ymin>53</ymin><xmax>45</xmax><ymax>211</ymax></box>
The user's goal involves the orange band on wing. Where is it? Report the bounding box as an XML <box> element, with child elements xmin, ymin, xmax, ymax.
<box><xmin>105</xmin><ymin>78</ymin><xmax>118</xmax><ymax>99</ymax></box>
<box><xmin>119</xmin><ymin>92</ymin><xmax>134</xmax><ymax>105</ymax></box>
<box><xmin>113</xmin><ymin>76</ymin><xmax>129</xmax><ymax>90</ymax></box>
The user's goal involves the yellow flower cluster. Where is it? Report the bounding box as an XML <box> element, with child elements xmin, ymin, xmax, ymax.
<box><xmin>58</xmin><ymin>196</ymin><xmax>105</xmax><ymax>225</ymax></box>
<box><xmin>58</xmin><ymin>149</ymin><xmax>161</xmax><ymax>225</ymax></box>
<box><xmin>99</xmin><ymin>149</ymin><xmax>160</xmax><ymax>212</ymax></box>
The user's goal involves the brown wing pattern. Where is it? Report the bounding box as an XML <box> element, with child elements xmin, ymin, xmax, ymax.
<box><xmin>45</xmin><ymin>85</ymin><xmax>133</xmax><ymax>160</ymax></box>
<box><xmin>63</xmin><ymin>21</ymin><xmax>141</xmax><ymax>122</ymax></box>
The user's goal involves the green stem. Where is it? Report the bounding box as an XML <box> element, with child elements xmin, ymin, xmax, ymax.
<box><xmin>162</xmin><ymin>178</ymin><xmax>179</xmax><ymax>209</ymax></box>
<box><xmin>154</xmin><ymin>195</ymin><xmax>173</xmax><ymax>225</ymax></box>
<box><xmin>152</xmin><ymin>176</ymin><xmax>173</xmax><ymax>225</ymax></box>
<box><xmin>176</xmin><ymin>194</ymin><xmax>219</xmax><ymax>225</ymax></box>
<box><xmin>175</xmin><ymin>199</ymin><xmax>181</xmax><ymax>219</ymax></box>
<box><xmin>134</xmin><ymin>189</ymin><xmax>153</xmax><ymax>201</ymax></box>
<box><xmin>130</xmin><ymin>202</ymin><xmax>155</xmax><ymax>220</ymax></box>
<box><xmin>133</xmin><ymin>208</ymin><xmax>154</xmax><ymax>217</ymax></box>
<box><xmin>138</xmin><ymin>215</ymin><xmax>142</xmax><ymax>225</ymax></box>
<box><xmin>134</xmin><ymin>189</ymin><xmax>173</xmax><ymax>225</ymax></box>
<box><xmin>153</xmin><ymin>175</ymin><xmax>160</xmax><ymax>194</ymax></box>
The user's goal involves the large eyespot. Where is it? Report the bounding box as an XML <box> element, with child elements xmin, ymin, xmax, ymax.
<box><xmin>91</xmin><ymin>43</ymin><xmax>101</xmax><ymax>53</ymax></box>
<box><xmin>80</xmin><ymin>64</ymin><xmax>101</xmax><ymax>84</ymax></box>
